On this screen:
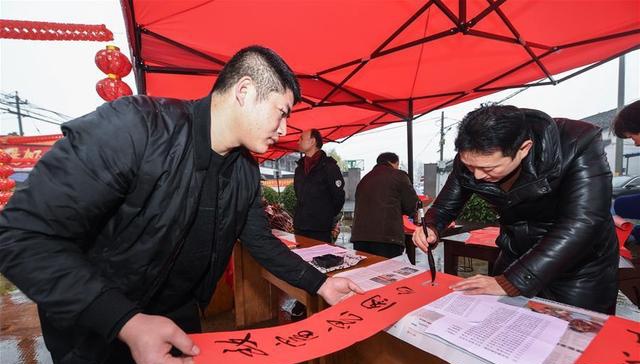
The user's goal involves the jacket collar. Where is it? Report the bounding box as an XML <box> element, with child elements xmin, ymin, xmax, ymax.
<box><xmin>192</xmin><ymin>93</ymin><xmax>243</xmax><ymax>171</ymax></box>
<box><xmin>192</xmin><ymin>94</ymin><xmax>213</xmax><ymax>171</ymax></box>
<box><xmin>297</xmin><ymin>150</ymin><xmax>327</xmax><ymax>166</ymax></box>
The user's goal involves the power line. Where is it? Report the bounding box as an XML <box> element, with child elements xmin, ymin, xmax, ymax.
<box><xmin>1</xmin><ymin>91</ymin><xmax>68</xmax><ymax>133</ymax></box>
<box><xmin>0</xmin><ymin>107</ymin><xmax>62</xmax><ymax>126</ymax></box>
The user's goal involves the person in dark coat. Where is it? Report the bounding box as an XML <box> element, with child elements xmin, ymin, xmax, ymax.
<box><xmin>351</xmin><ymin>152</ymin><xmax>419</xmax><ymax>258</ymax></box>
<box><xmin>293</xmin><ymin>129</ymin><xmax>345</xmax><ymax>243</ymax></box>
<box><xmin>612</xmin><ymin>99</ymin><xmax>640</xmax><ymax>244</ymax></box>
<box><xmin>413</xmin><ymin>104</ymin><xmax>619</xmax><ymax>314</ymax></box>
<box><xmin>0</xmin><ymin>46</ymin><xmax>362</xmax><ymax>364</ymax></box>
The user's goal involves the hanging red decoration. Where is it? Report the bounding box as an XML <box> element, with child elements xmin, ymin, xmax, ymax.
<box><xmin>95</xmin><ymin>45</ymin><xmax>132</xmax><ymax>78</ymax></box>
<box><xmin>95</xmin><ymin>45</ymin><xmax>134</xmax><ymax>102</ymax></box>
<box><xmin>0</xmin><ymin>178</ymin><xmax>15</xmax><ymax>191</ymax></box>
<box><xmin>0</xmin><ymin>19</ymin><xmax>113</xmax><ymax>41</ymax></box>
<box><xmin>0</xmin><ymin>191</ymin><xmax>12</xmax><ymax>205</ymax></box>
<box><xmin>96</xmin><ymin>75</ymin><xmax>133</xmax><ymax>102</ymax></box>
<box><xmin>0</xmin><ymin>150</ymin><xmax>11</xmax><ymax>164</ymax></box>
<box><xmin>0</xmin><ymin>164</ymin><xmax>14</xmax><ymax>178</ymax></box>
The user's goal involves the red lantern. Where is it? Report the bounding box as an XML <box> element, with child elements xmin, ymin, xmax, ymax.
<box><xmin>0</xmin><ymin>150</ymin><xmax>11</xmax><ymax>164</ymax></box>
<box><xmin>0</xmin><ymin>164</ymin><xmax>13</xmax><ymax>178</ymax></box>
<box><xmin>96</xmin><ymin>75</ymin><xmax>133</xmax><ymax>102</ymax></box>
<box><xmin>0</xmin><ymin>178</ymin><xmax>15</xmax><ymax>191</ymax></box>
<box><xmin>95</xmin><ymin>45</ymin><xmax>132</xmax><ymax>78</ymax></box>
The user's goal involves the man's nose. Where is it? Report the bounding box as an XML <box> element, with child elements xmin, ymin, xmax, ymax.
<box><xmin>277</xmin><ymin>118</ymin><xmax>287</xmax><ymax>136</ymax></box>
<box><xmin>474</xmin><ymin>169</ymin><xmax>487</xmax><ymax>180</ymax></box>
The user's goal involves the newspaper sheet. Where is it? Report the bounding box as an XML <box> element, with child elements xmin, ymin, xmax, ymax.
<box><xmin>423</xmin><ymin>294</ymin><xmax>568</xmax><ymax>364</ymax></box>
<box><xmin>334</xmin><ymin>259</ymin><xmax>608</xmax><ymax>364</ymax></box>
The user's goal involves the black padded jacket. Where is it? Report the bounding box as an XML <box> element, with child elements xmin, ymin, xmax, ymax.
<box><xmin>0</xmin><ymin>95</ymin><xmax>326</xmax><ymax>362</ymax></box>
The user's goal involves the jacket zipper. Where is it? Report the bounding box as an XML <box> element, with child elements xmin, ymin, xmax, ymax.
<box><xmin>139</xmin><ymin>180</ymin><xmax>204</xmax><ymax>306</ymax></box>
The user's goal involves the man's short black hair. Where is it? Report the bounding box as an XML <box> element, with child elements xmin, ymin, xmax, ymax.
<box><xmin>310</xmin><ymin>129</ymin><xmax>323</xmax><ymax>149</ymax></box>
<box><xmin>455</xmin><ymin>104</ymin><xmax>530</xmax><ymax>158</ymax></box>
<box><xmin>376</xmin><ymin>152</ymin><xmax>399</xmax><ymax>165</ymax></box>
<box><xmin>212</xmin><ymin>45</ymin><xmax>301</xmax><ymax>104</ymax></box>
<box><xmin>613</xmin><ymin>100</ymin><xmax>640</xmax><ymax>138</ymax></box>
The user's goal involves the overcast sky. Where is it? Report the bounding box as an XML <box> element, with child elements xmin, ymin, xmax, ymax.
<box><xmin>1</xmin><ymin>0</ymin><xmax>639</xmax><ymax>174</ymax></box>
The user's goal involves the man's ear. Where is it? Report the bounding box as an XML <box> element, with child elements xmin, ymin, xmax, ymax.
<box><xmin>518</xmin><ymin>139</ymin><xmax>533</xmax><ymax>158</ymax></box>
<box><xmin>234</xmin><ymin>76</ymin><xmax>253</xmax><ymax>107</ymax></box>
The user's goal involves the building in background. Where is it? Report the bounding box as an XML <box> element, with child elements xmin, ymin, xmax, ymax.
<box><xmin>582</xmin><ymin>108</ymin><xmax>640</xmax><ymax>176</ymax></box>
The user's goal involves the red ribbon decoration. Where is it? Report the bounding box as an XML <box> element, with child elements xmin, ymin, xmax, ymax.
<box><xmin>0</xmin><ymin>19</ymin><xmax>113</xmax><ymax>41</ymax></box>
<box><xmin>0</xmin><ymin>150</ymin><xmax>14</xmax><ymax>210</ymax></box>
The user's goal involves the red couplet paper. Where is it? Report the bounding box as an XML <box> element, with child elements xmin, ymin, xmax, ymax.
<box><xmin>613</xmin><ymin>216</ymin><xmax>634</xmax><ymax>259</ymax></box>
<box><xmin>403</xmin><ymin>215</ymin><xmax>416</xmax><ymax>234</ymax></box>
<box><xmin>466</xmin><ymin>227</ymin><xmax>500</xmax><ymax>247</ymax></box>
<box><xmin>191</xmin><ymin>272</ymin><xmax>462</xmax><ymax>363</ymax></box>
<box><xmin>575</xmin><ymin>316</ymin><xmax>640</xmax><ymax>364</ymax></box>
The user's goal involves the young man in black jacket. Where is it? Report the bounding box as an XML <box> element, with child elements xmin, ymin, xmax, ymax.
<box><xmin>413</xmin><ymin>105</ymin><xmax>619</xmax><ymax>314</ymax></box>
<box><xmin>293</xmin><ymin>129</ymin><xmax>345</xmax><ymax>243</ymax></box>
<box><xmin>0</xmin><ymin>46</ymin><xmax>362</xmax><ymax>364</ymax></box>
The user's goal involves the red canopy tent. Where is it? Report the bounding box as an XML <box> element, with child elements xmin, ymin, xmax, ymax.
<box><xmin>120</xmin><ymin>0</ymin><xmax>640</xmax><ymax>168</ymax></box>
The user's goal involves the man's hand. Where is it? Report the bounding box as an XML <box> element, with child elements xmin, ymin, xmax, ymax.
<box><xmin>118</xmin><ymin>313</ymin><xmax>200</xmax><ymax>364</ymax></box>
<box><xmin>317</xmin><ymin>277</ymin><xmax>364</xmax><ymax>305</ymax></box>
<box><xmin>412</xmin><ymin>225</ymin><xmax>438</xmax><ymax>253</ymax></box>
<box><xmin>449</xmin><ymin>274</ymin><xmax>507</xmax><ymax>295</ymax></box>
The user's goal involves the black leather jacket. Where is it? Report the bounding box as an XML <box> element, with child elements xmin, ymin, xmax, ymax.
<box><xmin>425</xmin><ymin>109</ymin><xmax>618</xmax><ymax>313</ymax></box>
<box><xmin>0</xmin><ymin>95</ymin><xmax>326</xmax><ymax>362</ymax></box>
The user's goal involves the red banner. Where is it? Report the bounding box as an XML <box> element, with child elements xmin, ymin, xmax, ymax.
<box><xmin>0</xmin><ymin>134</ymin><xmax>61</xmax><ymax>169</ymax></box>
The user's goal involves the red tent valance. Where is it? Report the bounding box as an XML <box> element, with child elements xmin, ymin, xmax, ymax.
<box><xmin>121</xmin><ymin>0</ymin><xmax>640</xmax><ymax>160</ymax></box>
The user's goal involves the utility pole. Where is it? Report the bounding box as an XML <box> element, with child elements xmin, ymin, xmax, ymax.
<box><xmin>439</xmin><ymin>111</ymin><xmax>444</xmax><ymax>162</ymax></box>
<box><xmin>615</xmin><ymin>55</ymin><xmax>625</xmax><ymax>175</ymax></box>
<box><xmin>12</xmin><ymin>91</ymin><xmax>28</xmax><ymax>136</ymax></box>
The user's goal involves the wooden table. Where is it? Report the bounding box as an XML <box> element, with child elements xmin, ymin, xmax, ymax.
<box><xmin>233</xmin><ymin>232</ymin><xmax>446</xmax><ymax>363</ymax></box>
<box><xmin>231</xmin><ymin>230</ymin><xmax>632</xmax><ymax>364</ymax></box>
<box><xmin>233</xmin><ymin>233</ymin><xmax>387</xmax><ymax>328</ymax></box>
<box><xmin>439</xmin><ymin>227</ymin><xmax>501</xmax><ymax>275</ymax></box>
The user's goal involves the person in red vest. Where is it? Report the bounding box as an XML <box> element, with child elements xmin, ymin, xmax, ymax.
<box><xmin>0</xmin><ymin>46</ymin><xmax>362</xmax><ymax>364</ymax></box>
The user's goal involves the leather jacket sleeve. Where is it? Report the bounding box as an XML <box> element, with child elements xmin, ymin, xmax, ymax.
<box><xmin>240</xmin><ymin>186</ymin><xmax>327</xmax><ymax>294</ymax></box>
<box><xmin>0</xmin><ymin>98</ymin><xmax>146</xmax><ymax>337</ymax></box>
<box><xmin>503</xmin><ymin>130</ymin><xmax>614</xmax><ymax>297</ymax></box>
<box><xmin>424</xmin><ymin>166</ymin><xmax>472</xmax><ymax>236</ymax></box>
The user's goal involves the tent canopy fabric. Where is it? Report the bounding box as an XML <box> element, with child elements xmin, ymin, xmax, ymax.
<box><xmin>121</xmin><ymin>0</ymin><xmax>640</xmax><ymax>161</ymax></box>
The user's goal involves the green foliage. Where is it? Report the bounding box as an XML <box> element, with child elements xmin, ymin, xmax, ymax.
<box><xmin>281</xmin><ymin>184</ymin><xmax>297</xmax><ymax>216</ymax></box>
<box><xmin>261</xmin><ymin>186</ymin><xmax>280</xmax><ymax>205</ymax></box>
<box><xmin>327</xmin><ymin>148</ymin><xmax>348</xmax><ymax>172</ymax></box>
<box><xmin>458</xmin><ymin>194</ymin><xmax>499</xmax><ymax>223</ymax></box>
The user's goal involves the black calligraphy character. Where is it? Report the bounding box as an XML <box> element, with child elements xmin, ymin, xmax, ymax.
<box><xmin>361</xmin><ymin>294</ymin><xmax>397</xmax><ymax>312</ymax></box>
<box><xmin>326</xmin><ymin>311</ymin><xmax>364</xmax><ymax>332</ymax></box>
<box><xmin>215</xmin><ymin>333</ymin><xmax>269</xmax><ymax>357</ymax></box>
<box><xmin>396</xmin><ymin>286</ymin><xmax>414</xmax><ymax>295</ymax></box>
<box><xmin>627</xmin><ymin>329</ymin><xmax>640</xmax><ymax>344</ymax></box>
<box><xmin>275</xmin><ymin>330</ymin><xmax>318</xmax><ymax>347</ymax></box>
<box><xmin>622</xmin><ymin>350</ymin><xmax>640</xmax><ymax>364</ymax></box>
